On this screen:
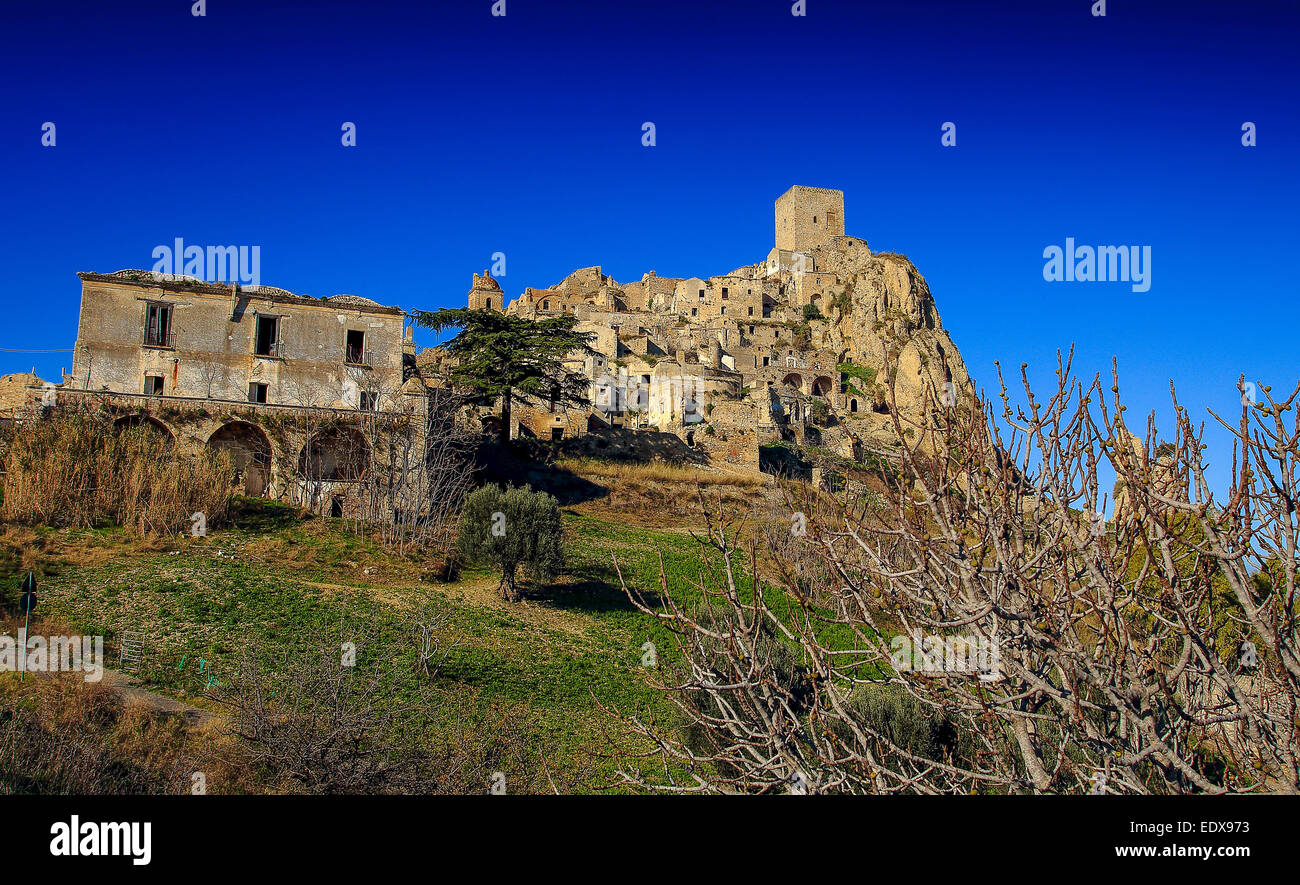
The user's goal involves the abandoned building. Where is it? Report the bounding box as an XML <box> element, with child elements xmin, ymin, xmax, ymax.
<box><xmin>2</xmin><ymin>271</ymin><xmax>437</xmax><ymax>517</ymax></box>
<box><xmin>1</xmin><ymin>184</ymin><xmax>971</xmax><ymax>505</ymax></box>
<box><xmin>436</xmin><ymin>184</ymin><xmax>972</xmax><ymax>468</ymax></box>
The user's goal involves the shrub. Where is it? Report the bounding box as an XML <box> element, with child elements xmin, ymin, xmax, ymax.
<box><xmin>456</xmin><ymin>484</ymin><xmax>564</xmax><ymax>601</ymax></box>
<box><xmin>802</xmin><ymin>303</ymin><xmax>824</xmax><ymax>321</ymax></box>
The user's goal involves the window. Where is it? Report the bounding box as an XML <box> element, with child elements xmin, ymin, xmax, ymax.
<box><xmin>721</xmin><ymin>288</ymin><xmax>728</xmax><ymax>299</ymax></box>
<box><xmin>720</xmin><ymin>306</ymin><xmax>726</xmax><ymax>315</ymax></box>
<box><xmin>144</xmin><ymin>303</ymin><xmax>172</xmax><ymax>347</ymax></box>
<box><xmin>749</xmin><ymin>325</ymin><xmax>755</xmax><ymax>334</ymax></box>
<box><xmin>255</xmin><ymin>315</ymin><xmax>280</xmax><ymax>356</ymax></box>
<box><xmin>762</xmin><ymin>356</ymin><xmax>770</xmax><ymax>367</ymax></box>
<box><xmin>248</xmin><ymin>382</ymin><xmax>268</xmax><ymax>403</ymax></box>
<box><xmin>691</xmin><ymin>308</ymin><xmax>697</xmax><ymax>316</ymax></box>
<box><xmin>144</xmin><ymin>375</ymin><xmax>163</xmax><ymax>395</ymax></box>
<box><xmin>360</xmin><ymin>391</ymin><xmax>377</xmax><ymax>411</ymax></box>
<box><xmin>345</xmin><ymin>330</ymin><xmax>366</xmax><ymax>364</ymax></box>
<box><xmin>748</xmin><ymin>306</ymin><xmax>754</xmax><ymax>316</ymax></box>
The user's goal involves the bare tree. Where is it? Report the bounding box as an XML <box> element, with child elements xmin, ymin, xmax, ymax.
<box><xmin>606</xmin><ymin>352</ymin><xmax>1300</xmax><ymax>794</ymax></box>
<box><xmin>213</xmin><ymin>626</ymin><xmax>442</xmax><ymax>794</ymax></box>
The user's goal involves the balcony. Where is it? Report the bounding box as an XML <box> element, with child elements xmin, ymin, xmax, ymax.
<box><xmin>142</xmin><ymin>328</ymin><xmax>174</xmax><ymax>349</ymax></box>
<box><xmin>344</xmin><ymin>347</ymin><xmax>374</xmax><ymax>367</ymax></box>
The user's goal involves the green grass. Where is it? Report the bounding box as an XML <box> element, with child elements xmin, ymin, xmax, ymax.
<box><xmin>7</xmin><ymin>505</ymin><xmax>727</xmax><ymax>790</ymax></box>
<box><xmin>3</xmin><ymin>493</ymin><xmax>887</xmax><ymax>791</ymax></box>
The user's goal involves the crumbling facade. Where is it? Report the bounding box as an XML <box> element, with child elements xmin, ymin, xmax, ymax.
<box><xmin>4</xmin><ymin>272</ymin><xmax>436</xmax><ymax>517</ymax></box>
<box><xmin>454</xmin><ymin>185</ymin><xmax>972</xmax><ymax>469</ymax></box>
<box><xmin>2</xmin><ymin>184</ymin><xmax>972</xmax><ymax>497</ymax></box>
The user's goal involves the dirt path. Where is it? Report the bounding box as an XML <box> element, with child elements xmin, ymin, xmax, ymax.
<box><xmin>33</xmin><ymin>666</ymin><xmax>213</xmax><ymax>726</ymax></box>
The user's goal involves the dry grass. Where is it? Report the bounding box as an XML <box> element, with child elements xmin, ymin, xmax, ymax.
<box><xmin>557</xmin><ymin>457</ymin><xmax>766</xmax><ymax>489</ymax></box>
<box><xmin>2</xmin><ymin>411</ymin><xmax>235</xmax><ymax>535</ymax></box>
<box><xmin>0</xmin><ymin>673</ymin><xmax>232</xmax><ymax>794</ymax></box>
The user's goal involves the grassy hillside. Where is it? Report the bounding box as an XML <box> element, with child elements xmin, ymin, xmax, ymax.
<box><xmin>0</xmin><ymin>458</ymin><xmax>775</xmax><ymax>793</ymax></box>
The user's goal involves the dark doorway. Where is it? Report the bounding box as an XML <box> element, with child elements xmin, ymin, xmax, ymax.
<box><xmin>345</xmin><ymin>330</ymin><xmax>366</xmax><ymax>364</ymax></box>
<box><xmin>208</xmin><ymin>421</ymin><xmax>272</xmax><ymax>496</ymax></box>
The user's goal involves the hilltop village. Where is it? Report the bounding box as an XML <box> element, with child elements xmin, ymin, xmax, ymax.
<box><xmin>421</xmin><ymin>185</ymin><xmax>972</xmax><ymax>468</ymax></box>
<box><xmin>0</xmin><ymin>185</ymin><xmax>972</xmax><ymax>517</ymax></box>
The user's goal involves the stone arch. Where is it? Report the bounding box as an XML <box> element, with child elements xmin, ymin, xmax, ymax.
<box><xmin>207</xmin><ymin>421</ymin><xmax>272</xmax><ymax>496</ymax></box>
<box><xmin>298</xmin><ymin>423</ymin><xmax>370</xmax><ymax>481</ymax></box>
<box><xmin>781</xmin><ymin>373</ymin><xmax>804</xmax><ymax>392</ymax></box>
<box><xmin>480</xmin><ymin>415</ymin><xmax>503</xmax><ymax>438</ymax></box>
<box><xmin>112</xmin><ymin>414</ymin><xmax>174</xmax><ymax>449</ymax></box>
<box><xmin>811</xmin><ymin>376</ymin><xmax>833</xmax><ymax>396</ymax></box>
<box><xmin>849</xmin><ymin>398</ymin><xmax>858</xmax><ymax>413</ymax></box>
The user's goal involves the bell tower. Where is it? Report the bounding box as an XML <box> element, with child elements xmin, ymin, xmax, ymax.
<box><xmin>468</xmin><ymin>269</ymin><xmax>503</xmax><ymax>311</ymax></box>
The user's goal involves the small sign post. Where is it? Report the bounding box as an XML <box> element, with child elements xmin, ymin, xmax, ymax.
<box><xmin>18</xmin><ymin>572</ymin><xmax>36</xmax><ymax>681</ymax></box>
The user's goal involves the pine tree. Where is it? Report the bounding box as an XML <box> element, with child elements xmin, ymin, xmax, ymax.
<box><xmin>411</xmin><ymin>308</ymin><xmax>595</xmax><ymax>443</ymax></box>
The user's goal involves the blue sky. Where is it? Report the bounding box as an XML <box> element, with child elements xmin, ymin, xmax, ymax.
<box><xmin>2</xmin><ymin>0</ymin><xmax>1296</xmax><ymax>494</ymax></box>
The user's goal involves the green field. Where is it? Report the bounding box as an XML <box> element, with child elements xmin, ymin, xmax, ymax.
<box><xmin>0</xmin><ymin>475</ymin><xmax>766</xmax><ymax>792</ymax></box>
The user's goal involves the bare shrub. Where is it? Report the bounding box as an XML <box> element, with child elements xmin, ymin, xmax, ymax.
<box><xmin>609</xmin><ymin>355</ymin><xmax>1300</xmax><ymax>794</ymax></box>
<box><xmin>212</xmin><ymin>625</ymin><xmax>543</xmax><ymax>794</ymax></box>
<box><xmin>0</xmin><ymin>676</ymin><xmax>201</xmax><ymax>795</ymax></box>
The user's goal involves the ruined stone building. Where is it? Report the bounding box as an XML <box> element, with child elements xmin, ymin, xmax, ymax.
<box><xmin>1</xmin><ymin>184</ymin><xmax>972</xmax><ymax>504</ymax></box>
<box><xmin>442</xmin><ymin>185</ymin><xmax>972</xmax><ymax>469</ymax></box>
<box><xmin>3</xmin><ymin>271</ymin><xmax>435</xmax><ymax>517</ymax></box>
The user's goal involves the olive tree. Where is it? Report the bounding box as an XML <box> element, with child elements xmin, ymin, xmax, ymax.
<box><xmin>457</xmin><ymin>484</ymin><xmax>565</xmax><ymax>602</ymax></box>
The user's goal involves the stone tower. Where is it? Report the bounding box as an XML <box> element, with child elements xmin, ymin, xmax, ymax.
<box><xmin>467</xmin><ymin>270</ymin><xmax>503</xmax><ymax>311</ymax></box>
<box><xmin>775</xmin><ymin>185</ymin><xmax>845</xmax><ymax>252</ymax></box>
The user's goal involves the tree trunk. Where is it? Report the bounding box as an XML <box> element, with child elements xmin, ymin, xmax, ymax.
<box><xmin>500</xmin><ymin>389</ymin><xmax>512</xmax><ymax>445</ymax></box>
<box><xmin>498</xmin><ymin>562</ymin><xmax>519</xmax><ymax>602</ymax></box>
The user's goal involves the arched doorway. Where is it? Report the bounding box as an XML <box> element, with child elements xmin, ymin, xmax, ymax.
<box><xmin>208</xmin><ymin>421</ymin><xmax>272</xmax><ymax>496</ymax></box>
<box><xmin>112</xmin><ymin>414</ymin><xmax>174</xmax><ymax>450</ymax></box>
<box><xmin>298</xmin><ymin>424</ymin><xmax>370</xmax><ymax>481</ymax></box>
<box><xmin>811</xmin><ymin>376</ymin><xmax>833</xmax><ymax>396</ymax></box>
<box><xmin>781</xmin><ymin>373</ymin><xmax>804</xmax><ymax>392</ymax></box>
